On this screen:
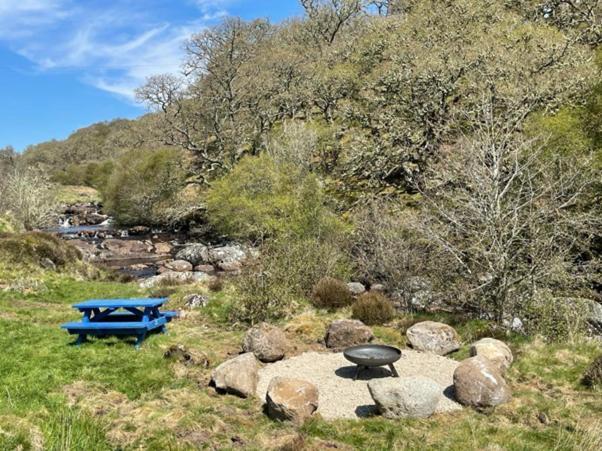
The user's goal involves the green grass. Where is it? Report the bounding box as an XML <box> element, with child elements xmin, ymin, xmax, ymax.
<box><xmin>0</xmin><ymin>263</ymin><xmax>600</xmax><ymax>450</ymax></box>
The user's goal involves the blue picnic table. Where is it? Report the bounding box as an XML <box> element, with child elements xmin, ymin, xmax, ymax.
<box><xmin>61</xmin><ymin>298</ymin><xmax>178</xmax><ymax>348</ymax></box>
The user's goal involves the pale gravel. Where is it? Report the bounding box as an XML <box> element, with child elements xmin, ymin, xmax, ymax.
<box><xmin>256</xmin><ymin>350</ymin><xmax>462</xmax><ymax>420</ymax></box>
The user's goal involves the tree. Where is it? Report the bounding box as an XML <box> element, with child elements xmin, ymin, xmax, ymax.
<box><xmin>0</xmin><ymin>168</ymin><xmax>58</xmax><ymax>231</ymax></box>
<box><xmin>420</xmin><ymin>102</ymin><xmax>598</xmax><ymax>323</ymax></box>
<box><xmin>300</xmin><ymin>0</ymin><xmax>365</xmax><ymax>45</ymax></box>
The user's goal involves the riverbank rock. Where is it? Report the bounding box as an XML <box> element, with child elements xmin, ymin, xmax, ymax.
<box><xmin>211</xmin><ymin>353</ymin><xmax>259</xmax><ymax>398</ymax></box>
<box><xmin>184</xmin><ymin>294</ymin><xmax>209</xmax><ymax>309</ymax></box>
<box><xmin>325</xmin><ymin>319</ymin><xmax>373</xmax><ymax>350</ymax></box>
<box><xmin>154</xmin><ymin>242</ymin><xmax>173</xmax><ymax>254</ymax></box>
<box><xmin>165</xmin><ymin>260</ymin><xmax>194</xmax><ymax>272</ymax></box>
<box><xmin>102</xmin><ymin>239</ymin><xmax>151</xmax><ymax>255</ymax></box>
<box><xmin>368</xmin><ymin>376</ymin><xmax>441</xmax><ymax>419</ymax></box>
<box><xmin>453</xmin><ymin>356</ymin><xmax>511</xmax><ymax>408</ymax></box>
<box><xmin>470</xmin><ymin>338</ymin><xmax>513</xmax><ymax>373</ymax></box>
<box><xmin>176</xmin><ymin>244</ymin><xmax>210</xmax><ymax>266</ymax></box>
<box><xmin>406</xmin><ymin>321</ymin><xmax>460</xmax><ymax>355</ymax></box>
<box><xmin>243</xmin><ymin>323</ymin><xmax>289</xmax><ymax>362</ymax></box>
<box><xmin>266</xmin><ymin>377</ymin><xmax>319</xmax><ymax>424</ymax></box>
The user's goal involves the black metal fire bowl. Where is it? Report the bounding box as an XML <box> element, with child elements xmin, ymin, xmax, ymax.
<box><xmin>343</xmin><ymin>344</ymin><xmax>402</xmax><ymax>380</ymax></box>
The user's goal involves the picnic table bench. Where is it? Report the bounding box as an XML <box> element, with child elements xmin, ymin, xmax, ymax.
<box><xmin>61</xmin><ymin>298</ymin><xmax>178</xmax><ymax>348</ymax></box>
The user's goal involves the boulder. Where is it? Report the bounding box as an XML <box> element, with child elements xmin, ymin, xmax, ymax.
<box><xmin>103</xmin><ymin>239</ymin><xmax>151</xmax><ymax>255</ymax></box>
<box><xmin>176</xmin><ymin>243</ymin><xmax>210</xmax><ymax>266</ymax></box>
<box><xmin>586</xmin><ymin>299</ymin><xmax>602</xmax><ymax>333</ymax></box>
<box><xmin>324</xmin><ymin>319</ymin><xmax>373</xmax><ymax>350</ymax></box>
<box><xmin>154</xmin><ymin>242</ymin><xmax>173</xmax><ymax>254</ymax></box>
<box><xmin>165</xmin><ymin>260</ymin><xmax>194</xmax><ymax>272</ymax></box>
<box><xmin>370</xmin><ymin>284</ymin><xmax>386</xmax><ymax>293</ymax></box>
<box><xmin>266</xmin><ymin>377</ymin><xmax>319</xmax><ymax>424</ymax></box>
<box><xmin>211</xmin><ymin>353</ymin><xmax>259</xmax><ymax>398</ymax></box>
<box><xmin>217</xmin><ymin>260</ymin><xmax>243</xmax><ymax>273</ymax></box>
<box><xmin>209</xmin><ymin>245</ymin><xmax>246</xmax><ymax>265</ymax></box>
<box><xmin>368</xmin><ymin>376</ymin><xmax>441</xmax><ymax>419</ymax></box>
<box><xmin>453</xmin><ymin>356</ymin><xmax>512</xmax><ymax>408</ymax></box>
<box><xmin>184</xmin><ymin>294</ymin><xmax>209</xmax><ymax>309</ymax></box>
<box><xmin>347</xmin><ymin>282</ymin><xmax>367</xmax><ymax>296</ymax></box>
<box><xmin>470</xmin><ymin>338</ymin><xmax>513</xmax><ymax>373</ymax></box>
<box><xmin>194</xmin><ymin>264</ymin><xmax>216</xmax><ymax>274</ymax></box>
<box><xmin>406</xmin><ymin>321</ymin><xmax>460</xmax><ymax>355</ymax></box>
<box><xmin>243</xmin><ymin>323</ymin><xmax>289</xmax><ymax>362</ymax></box>
<box><xmin>129</xmin><ymin>225</ymin><xmax>151</xmax><ymax>235</ymax></box>
<box><xmin>139</xmin><ymin>271</ymin><xmax>211</xmax><ymax>289</ymax></box>
<box><xmin>405</xmin><ymin>276</ymin><xmax>433</xmax><ymax>311</ymax></box>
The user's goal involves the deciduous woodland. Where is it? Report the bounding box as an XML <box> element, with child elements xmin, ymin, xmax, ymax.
<box><xmin>0</xmin><ymin>1</ymin><xmax>601</xmax><ymax>449</ymax></box>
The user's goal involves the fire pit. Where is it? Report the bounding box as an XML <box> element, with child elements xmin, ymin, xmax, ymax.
<box><xmin>343</xmin><ymin>344</ymin><xmax>402</xmax><ymax>380</ymax></box>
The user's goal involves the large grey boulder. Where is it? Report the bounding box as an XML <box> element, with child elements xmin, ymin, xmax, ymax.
<box><xmin>453</xmin><ymin>356</ymin><xmax>511</xmax><ymax>408</ymax></box>
<box><xmin>176</xmin><ymin>244</ymin><xmax>210</xmax><ymax>266</ymax></box>
<box><xmin>368</xmin><ymin>376</ymin><xmax>442</xmax><ymax>419</ymax></box>
<box><xmin>406</xmin><ymin>321</ymin><xmax>460</xmax><ymax>355</ymax></box>
<box><xmin>347</xmin><ymin>282</ymin><xmax>367</xmax><ymax>296</ymax></box>
<box><xmin>324</xmin><ymin>319</ymin><xmax>373</xmax><ymax>350</ymax></box>
<box><xmin>470</xmin><ymin>338</ymin><xmax>513</xmax><ymax>373</ymax></box>
<box><xmin>243</xmin><ymin>323</ymin><xmax>289</xmax><ymax>362</ymax></box>
<box><xmin>211</xmin><ymin>353</ymin><xmax>259</xmax><ymax>398</ymax></box>
<box><xmin>266</xmin><ymin>377</ymin><xmax>319</xmax><ymax>424</ymax></box>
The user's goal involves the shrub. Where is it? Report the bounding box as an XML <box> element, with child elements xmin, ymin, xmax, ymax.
<box><xmin>207</xmin><ymin>277</ymin><xmax>224</xmax><ymax>292</ymax></box>
<box><xmin>311</xmin><ymin>277</ymin><xmax>354</xmax><ymax>310</ymax></box>
<box><xmin>205</xmin><ymin>153</ymin><xmax>346</xmax><ymax>241</ymax></box>
<box><xmin>231</xmin><ymin>238</ymin><xmax>352</xmax><ymax>324</ymax></box>
<box><xmin>352</xmin><ymin>292</ymin><xmax>396</xmax><ymax>325</ymax></box>
<box><xmin>522</xmin><ymin>293</ymin><xmax>590</xmax><ymax>342</ymax></box>
<box><xmin>102</xmin><ymin>148</ymin><xmax>192</xmax><ymax>226</ymax></box>
<box><xmin>0</xmin><ymin>232</ymin><xmax>82</xmax><ymax>267</ymax></box>
<box><xmin>582</xmin><ymin>354</ymin><xmax>602</xmax><ymax>388</ymax></box>
<box><xmin>0</xmin><ymin>168</ymin><xmax>58</xmax><ymax>231</ymax></box>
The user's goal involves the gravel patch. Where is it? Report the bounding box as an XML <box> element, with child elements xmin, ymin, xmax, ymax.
<box><xmin>257</xmin><ymin>350</ymin><xmax>462</xmax><ymax>420</ymax></box>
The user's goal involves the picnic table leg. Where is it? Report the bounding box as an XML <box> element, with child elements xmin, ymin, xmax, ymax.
<box><xmin>135</xmin><ymin>332</ymin><xmax>146</xmax><ymax>349</ymax></box>
<box><xmin>75</xmin><ymin>334</ymin><xmax>87</xmax><ymax>346</ymax></box>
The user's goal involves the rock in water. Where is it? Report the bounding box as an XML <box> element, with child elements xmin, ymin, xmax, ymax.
<box><xmin>324</xmin><ymin>319</ymin><xmax>373</xmax><ymax>350</ymax></box>
<box><xmin>453</xmin><ymin>356</ymin><xmax>511</xmax><ymax>408</ymax></box>
<box><xmin>243</xmin><ymin>323</ymin><xmax>289</xmax><ymax>362</ymax></box>
<box><xmin>406</xmin><ymin>321</ymin><xmax>460</xmax><ymax>355</ymax></box>
<box><xmin>266</xmin><ymin>377</ymin><xmax>319</xmax><ymax>424</ymax></box>
<box><xmin>470</xmin><ymin>338</ymin><xmax>513</xmax><ymax>373</ymax></box>
<box><xmin>368</xmin><ymin>376</ymin><xmax>442</xmax><ymax>419</ymax></box>
<box><xmin>211</xmin><ymin>353</ymin><xmax>259</xmax><ymax>398</ymax></box>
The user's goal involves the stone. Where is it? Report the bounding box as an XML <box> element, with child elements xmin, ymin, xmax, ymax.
<box><xmin>585</xmin><ymin>299</ymin><xmax>602</xmax><ymax>333</ymax></box>
<box><xmin>40</xmin><ymin>258</ymin><xmax>57</xmax><ymax>270</ymax></box>
<box><xmin>102</xmin><ymin>239</ymin><xmax>151</xmax><ymax>255</ymax></box>
<box><xmin>184</xmin><ymin>294</ymin><xmax>209</xmax><ymax>308</ymax></box>
<box><xmin>194</xmin><ymin>264</ymin><xmax>216</xmax><ymax>274</ymax></box>
<box><xmin>208</xmin><ymin>245</ymin><xmax>246</xmax><ymax>265</ymax></box>
<box><xmin>347</xmin><ymin>282</ymin><xmax>367</xmax><ymax>296</ymax></box>
<box><xmin>371</xmin><ymin>284</ymin><xmax>386</xmax><ymax>293</ymax></box>
<box><xmin>243</xmin><ymin>323</ymin><xmax>289</xmax><ymax>362</ymax></box>
<box><xmin>164</xmin><ymin>344</ymin><xmax>209</xmax><ymax>367</ymax></box>
<box><xmin>470</xmin><ymin>338</ymin><xmax>513</xmax><ymax>373</ymax></box>
<box><xmin>217</xmin><ymin>260</ymin><xmax>243</xmax><ymax>273</ymax></box>
<box><xmin>266</xmin><ymin>377</ymin><xmax>319</xmax><ymax>424</ymax></box>
<box><xmin>406</xmin><ymin>276</ymin><xmax>433</xmax><ymax>311</ymax></box>
<box><xmin>453</xmin><ymin>356</ymin><xmax>512</xmax><ymax>408</ymax></box>
<box><xmin>211</xmin><ymin>353</ymin><xmax>259</xmax><ymax>398</ymax></box>
<box><xmin>154</xmin><ymin>242</ymin><xmax>173</xmax><ymax>254</ymax></box>
<box><xmin>139</xmin><ymin>271</ymin><xmax>211</xmax><ymax>289</ymax></box>
<box><xmin>368</xmin><ymin>376</ymin><xmax>442</xmax><ymax>419</ymax></box>
<box><xmin>176</xmin><ymin>243</ymin><xmax>210</xmax><ymax>266</ymax></box>
<box><xmin>165</xmin><ymin>260</ymin><xmax>194</xmax><ymax>272</ymax></box>
<box><xmin>324</xmin><ymin>319</ymin><xmax>373</xmax><ymax>350</ymax></box>
<box><xmin>129</xmin><ymin>225</ymin><xmax>151</xmax><ymax>235</ymax></box>
<box><xmin>406</xmin><ymin>321</ymin><xmax>460</xmax><ymax>355</ymax></box>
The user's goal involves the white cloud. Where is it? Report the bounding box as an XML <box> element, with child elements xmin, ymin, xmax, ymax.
<box><xmin>0</xmin><ymin>0</ymin><xmax>229</xmax><ymax>102</ymax></box>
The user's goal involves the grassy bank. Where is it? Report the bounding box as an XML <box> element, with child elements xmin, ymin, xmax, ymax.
<box><xmin>0</xmin><ymin>264</ymin><xmax>600</xmax><ymax>450</ymax></box>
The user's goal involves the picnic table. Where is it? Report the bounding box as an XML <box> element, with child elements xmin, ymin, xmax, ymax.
<box><xmin>61</xmin><ymin>298</ymin><xmax>177</xmax><ymax>348</ymax></box>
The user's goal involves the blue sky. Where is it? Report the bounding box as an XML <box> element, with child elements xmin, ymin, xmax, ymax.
<box><xmin>0</xmin><ymin>0</ymin><xmax>302</xmax><ymax>151</ymax></box>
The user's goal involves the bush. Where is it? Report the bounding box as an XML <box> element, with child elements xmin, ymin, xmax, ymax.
<box><xmin>102</xmin><ymin>148</ymin><xmax>192</xmax><ymax>226</ymax></box>
<box><xmin>522</xmin><ymin>293</ymin><xmax>590</xmax><ymax>342</ymax></box>
<box><xmin>205</xmin><ymin>153</ymin><xmax>346</xmax><ymax>241</ymax></box>
<box><xmin>311</xmin><ymin>277</ymin><xmax>354</xmax><ymax>310</ymax></box>
<box><xmin>582</xmin><ymin>354</ymin><xmax>602</xmax><ymax>388</ymax></box>
<box><xmin>0</xmin><ymin>232</ymin><xmax>82</xmax><ymax>267</ymax></box>
<box><xmin>231</xmin><ymin>238</ymin><xmax>352</xmax><ymax>324</ymax></box>
<box><xmin>352</xmin><ymin>292</ymin><xmax>396</xmax><ymax>325</ymax></box>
